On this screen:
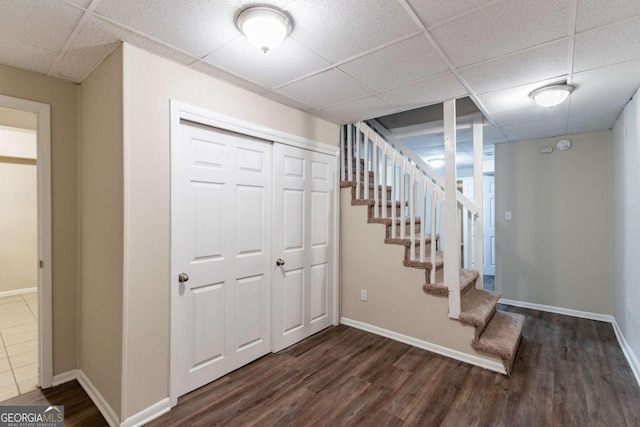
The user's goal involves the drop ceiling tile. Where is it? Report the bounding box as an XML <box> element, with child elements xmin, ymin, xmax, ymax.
<box><xmin>501</xmin><ymin>118</ymin><xmax>567</xmax><ymax>142</ymax></box>
<box><xmin>52</xmin><ymin>54</ymin><xmax>99</xmax><ymax>82</ymax></box>
<box><xmin>235</xmin><ymin>0</ymin><xmax>296</xmax><ymax>9</ymax></box>
<box><xmin>492</xmin><ymin>102</ymin><xmax>570</xmax><ymax>127</ymax></box>
<box><xmin>430</xmin><ymin>0</ymin><xmax>571</xmax><ymax>68</ymax></box>
<box><xmin>0</xmin><ymin>34</ymin><xmax>57</xmax><ymax>75</ymax></box>
<box><xmin>459</xmin><ymin>40</ymin><xmax>569</xmax><ymax>95</ymax></box>
<box><xmin>308</xmin><ymin>109</ymin><xmax>341</xmax><ymax>124</ymax></box>
<box><xmin>321</xmin><ymin>96</ymin><xmax>398</xmax><ymax>124</ymax></box>
<box><xmin>573</xmin><ymin>16</ymin><xmax>640</xmax><ymax>72</ymax></box>
<box><xmin>380</xmin><ymin>73</ymin><xmax>467</xmax><ymax>111</ymax></box>
<box><xmin>260</xmin><ymin>91</ymin><xmax>313</xmax><ymax>112</ymax></box>
<box><xmin>66</xmin><ymin>16</ymin><xmax>197</xmax><ymax>70</ymax></box>
<box><xmin>484</xmin><ymin>125</ymin><xmax>507</xmax><ymax>144</ymax></box>
<box><xmin>61</xmin><ymin>0</ymin><xmax>92</xmax><ymax>9</ymax></box>
<box><xmin>0</xmin><ymin>0</ymin><xmax>82</xmax><ymax>51</ymax></box>
<box><xmin>95</xmin><ymin>0</ymin><xmax>239</xmax><ymax>57</ymax></box>
<box><xmin>286</xmin><ymin>0</ymin><xmax>419</xmax><ymax>62</ymax></box>
<box><xmin>575</xmin><ymin>0</ymin><xmax>640</xmax><ymax>33</ymax></box>
<box><xmin>275</xmin><ymin>69</ymin><xmax>370</xmax><ymax>110</ymax></box>
<box><xmin>191</xmin><ymin>61</ymin><xmax>267</xmax><ymax>94</ymax></box>
<box><xmin>478</xmin><ymin>76</ymin><xmax>568</xmax><ymax>114</ymax></box>
<box><xmin>567</xmin><ymin>59</ymin><xmax>640</xmax><ymax>133</ymax></box>
<box><xmin>202</xmin><ymin>36</ymin><xmax>330</xmax><ymax>89</ymax></box>
<box><xmin>338</xmin><ymin>34</ymin><xmax>449</xmax><ymax>92</ymax></box>
<box><xmin>406</xmin><ymin>0</ymin><xmax>497</xmax><ymax>27</ymax></box>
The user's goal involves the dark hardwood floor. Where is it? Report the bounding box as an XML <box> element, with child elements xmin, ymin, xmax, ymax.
<box><xmin>0</xmin><ymin>379</ymin><xmax>107</xmax><ymax>426</ymax></box>
<box><xmin>4</xmin><ymin>305</ymin><xmax>640</xmax><ymax>426</ymax></box>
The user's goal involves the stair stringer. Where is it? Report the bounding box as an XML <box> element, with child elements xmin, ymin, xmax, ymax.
<box><xmin>340</xmin><ymin>188</ymin><xmax>505</xmax><ymax>372</ymax></box>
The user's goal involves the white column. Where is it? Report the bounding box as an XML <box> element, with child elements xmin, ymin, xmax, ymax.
<box><xmin>443</xmin><ymin>99</ymin><xmax>461</xmax><ymax>319</ymax></box>
<box><xmin>473</xmin><ymin>113</ymin><xmax>484</xmax><ymax>289</ymax></box>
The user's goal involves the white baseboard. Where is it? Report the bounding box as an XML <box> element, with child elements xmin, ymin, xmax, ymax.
<box><xmin>52</xmin><ymin>370</ymin><xmax>78</xmax><ymax>386</ymax></box>
<box><xmin>121</xmin><ymin>399</ymin><xmax>170</xmax><ymax>427</ymax></box>
<box><xmin>612</xmin><ymin>320</ymin><xmax>640</xmax><ymax>388</ymax></box>
<box><xmin>76</xmin><ymin>370</ymin><xmax>120</xmax><ymax>427</ymax></box>
<box><xmin>499</xmin><ymin>298</ymin><xmax>614</xmax><ymax>323</ymax></box>
<box><xmin>0</xmin><ymin>287</ymin><xmax>37</xmax><ymax>298</ymax></box>
<box><xmin>340</xmin><ymin>317</ymin><xmax>506</xmax><ymax>375</ymax></box>
<box><xmin>51</xmin><ymin>370</ymin><xmax>170</xmax><ymax>427</ymax></box>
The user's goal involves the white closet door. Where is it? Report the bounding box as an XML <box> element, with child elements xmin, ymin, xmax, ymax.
<box><xmin>172</xmin><ymin>121</ymin><xmax>272</xmax><ymax>399</ymax></box>
<box><xmin>272</xmin><ymin>144</ymin><xmax>335</xmax><ymax>352</ymax></box>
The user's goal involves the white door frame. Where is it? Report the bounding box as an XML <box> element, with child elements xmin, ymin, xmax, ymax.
<box><xmin>0</xmin><ymin>94</ymin><xmax>53</xmax><ymax>388</ymax></box>
<box><xmin>169</xmin><ymin>100</ymin><xmax>340</xmax><ymax>406</ymax></box>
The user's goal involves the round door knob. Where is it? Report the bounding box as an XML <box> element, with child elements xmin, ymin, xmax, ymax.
<box><xmin>178</xmin><ymin>272</ymin><xmax>189</xmax><ymax>283</ymax></box>
<box><xmin>276</xmin><ymin>258</ymin><xmax>285</xmax><ymax>267</ymax></box>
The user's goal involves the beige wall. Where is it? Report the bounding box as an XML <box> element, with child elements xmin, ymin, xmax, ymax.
<box><xmin>122</xmin><ymin>44</ymin><xmax>338</xmax><ymax>418</ymax></box>
<box><xmin>339</xmin><ymin>190</ymin><xmax>500</xmax><ymax>364</ymax></box>
<box><xmin>0</xmin><ymin>64</ymin><xmax>78</xmax><ymax>375</ymax></box>
<box><xmin>78</xmin><ymin>46</ymin><xmax>124</xmax><ymax>416</ymax></box>
<box><xmin>0</xmin><ymin>158</ymin><xmax>37</xmax><ymax>292</ymax></box>
<box><xmin>495</xmin><ymin>131</ymin><xmax>612</xmax><ymax>314</ymax></box>
<box><xmin>612</xmin><ymin>89</ymin><xmax>640</xmax><ymax>364</ymax></box>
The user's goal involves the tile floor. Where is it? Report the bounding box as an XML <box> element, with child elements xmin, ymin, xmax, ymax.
<box><xmin>0</xmin><ymin>292</ymin><xmax>38</xmax><ymax>401</ymax></box>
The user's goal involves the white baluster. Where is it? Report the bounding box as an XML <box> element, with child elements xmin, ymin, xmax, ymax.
<box><xmin>391</xmin><ymin>151</ymin><xmax>397</xmax><ymax>239</ymax></box>
<box><xmin>430</xmin><ymin>191</ymin><xmax>437</xmax><ymax>284</ymax></box>
<box><xmin>420</xmin><ymin>179</ymin><xmax>426</xmax><ymax>263</ymax></box>
<box><xmin>373</xmin><ymin>134</ymin><xmax>379</xmax><ymax>218</ymax></box>
<box><xmin>409</xmin><ymin>168</ymin><xmax>416</xmax><ymax>261</ymax></box>
<box><xmin>347</xmin><ymin>124</ymin><xmax>353</xmax><ymax>182</ymax></box>
<box><xmin>382</xmin><ymin>145</ymin><xmax>387</xmax><ymax>219</ymax></box>
<box><xmin>340</xmin><ymin>125</ymin><xmax>345</xmax><ymax>182</ymax></box>
<box><xmin>467</xmin><ymin>209</ymin><xmax>473</xmax><ymax>270</ymax></box>
<box><xmin>355</xmin><ymin>124</ymin><xmax>361</xmax><ymax>199</ymax></box>
<box><xmin>400</xmin><ymin>160</ymin><xmax>406</xmax><ymax>239</ymax></box>
<box><xmin>364</xmin><ymin>127</ymin><xmax>369</xmax><ymax>200</ymax></box>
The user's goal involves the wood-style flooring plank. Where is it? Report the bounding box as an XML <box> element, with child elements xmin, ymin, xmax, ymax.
<box><xmin>5</xmin><ymin>307</ymin><xmax>640</xmax><ymax>426</ymax></box>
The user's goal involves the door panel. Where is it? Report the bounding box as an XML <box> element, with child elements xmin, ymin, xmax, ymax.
<box><xmin>483</xmin><ymin>175</ymin><xmax>496</xmax><ymax>275</ymax></box>
<box><xmin>273</xmin><ymin>144</ymin><xmax>335</xmax><ymax>352</ymax></box>
<box><xmin>173</xmin><ymin>121</ymin><xmax>272</xmax><ymax>398</ymax></box>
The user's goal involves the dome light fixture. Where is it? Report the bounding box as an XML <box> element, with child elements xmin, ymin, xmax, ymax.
<box><xmin>236</xmin><ymin>6</ymin><xmax>293</xmax><ymax>53</ymax></box>
<box><xmin>530</xmin><ymin>84</ymin><xmax>575</xmax><ymax>108</ymax></box>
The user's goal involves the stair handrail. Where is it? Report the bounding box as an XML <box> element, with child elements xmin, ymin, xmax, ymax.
<box><xmin>366</xmin><ymin>119</ymin><xmax>480</xmax><ymax>216</ymax></box>
<box><xmin>342</xmin><ymin>117</ymin><xmax>485</xmax><ymax>320</ymax></box>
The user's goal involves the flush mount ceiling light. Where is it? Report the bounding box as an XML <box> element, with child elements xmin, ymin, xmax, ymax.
<box><xmin>236</xmin><ymin>6</ymin><xmax>293</xmax><ymax>53</ymax></box>
<box><xmin>529</xmin><ymin>84</ymin><xmax>575</xmax><ymax>108</ymax></box>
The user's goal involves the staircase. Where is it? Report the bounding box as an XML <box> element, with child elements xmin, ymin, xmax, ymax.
<box><xmin>340</xmin><ymin>119</ymin><xmax>524</xmax><ymax>374</ymax></box>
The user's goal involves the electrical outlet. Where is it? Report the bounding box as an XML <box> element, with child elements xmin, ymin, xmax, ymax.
<box><xmin>360</xmin><ymin>289</ymin><xmax>367</xmax><ymax>301</ymax></box>
<box><xmin>505</xmin><ymin>211</ymin><xmax>512</xmax><ymax>221</ymax></box>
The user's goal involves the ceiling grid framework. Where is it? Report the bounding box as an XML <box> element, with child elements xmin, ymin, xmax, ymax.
<box><xmin>0</xmin><ymin>0</ymin><xmax>638</xmax><ymax>144</ymax></box>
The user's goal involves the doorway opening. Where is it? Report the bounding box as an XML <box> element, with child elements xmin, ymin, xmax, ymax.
<box><xmin>0</xmin><ymin>95</ymin><xmax>52</xmax><ymax>401</ymax></box>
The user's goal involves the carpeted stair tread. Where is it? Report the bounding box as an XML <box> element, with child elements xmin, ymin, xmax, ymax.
<box><xmin>422</xmin><ymin>269</ymin><xmax>478</xmax><ymax>297</ymax></box>
<box><xmin>403</xmin><ymin>250</ymin><xmax>443</xmax><ymax>269</ymax></box>
<box><xmin>370</xmin><ymin>216</ymin><xmax>423</xmax><ymax>225</ymax></box>
<box><xmin>472</xmin><ymin>311</ymin><xmax>525</xmax><ymax>374</ymax></box>
<box><xmin>459</xmin><ymin>289</ymin><xmax>501</xmax><ymax>331</ymax></box>
<box><xmin>385</xmin><ymin>235</ymin><xmax>435</xmax><ymax>246</ymax></box>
